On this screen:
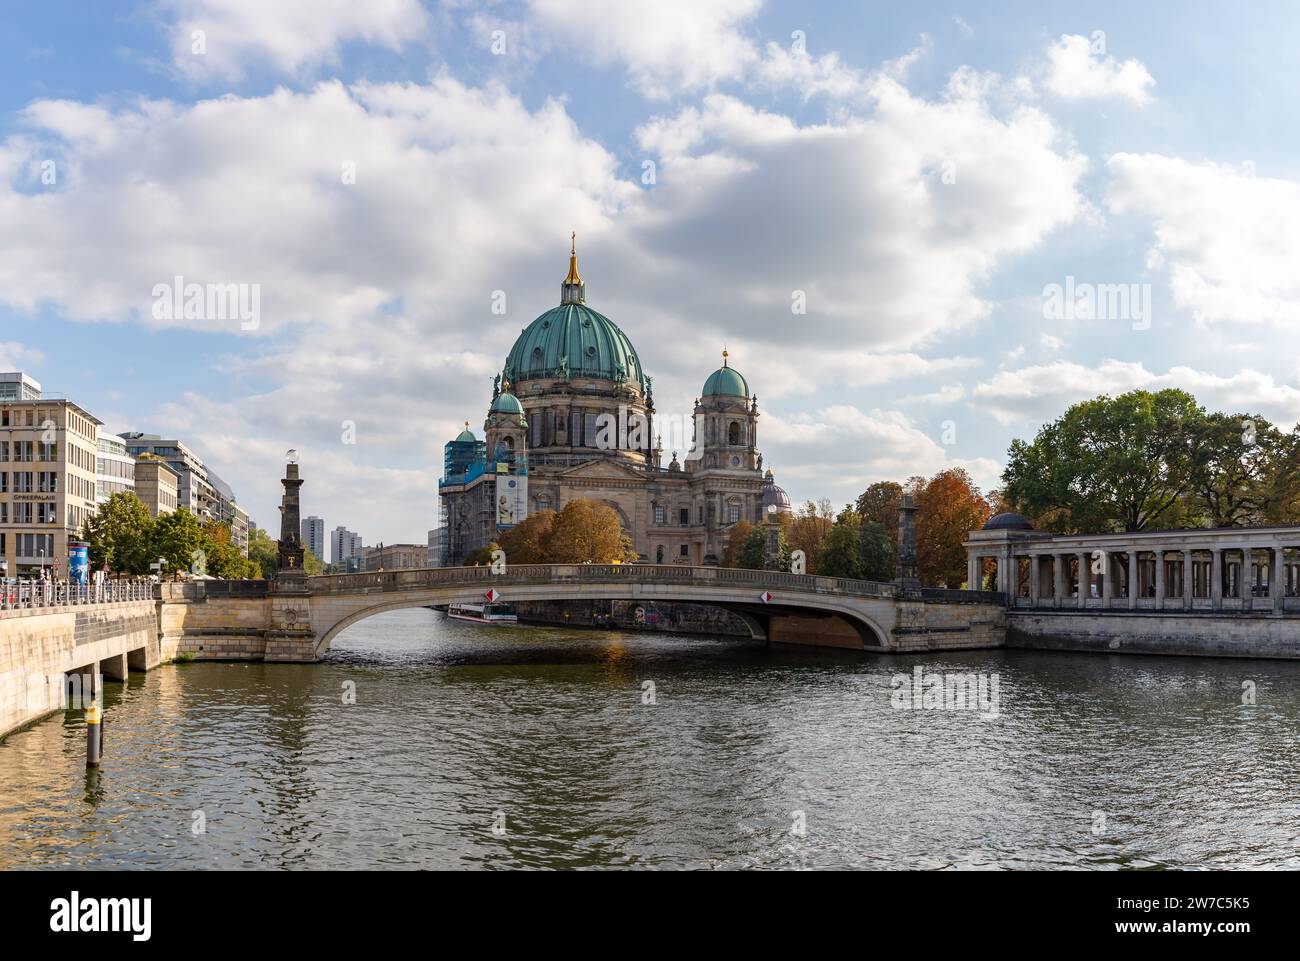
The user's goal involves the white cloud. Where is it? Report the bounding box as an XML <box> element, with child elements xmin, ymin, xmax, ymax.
<box><xmin>763</xmin><ymin>404</ymin><xmax>1001</xmax><ymax>503</ymax></box>
<box><xmin>1044</xmin><ymin>34</ymin><xmax>1155</xmax><ymax>105</ymax></box>
<box><xmin>0</xmin><ymin>342</ymin><xmax>44</xmax><ymax>371</ymax></box>
<box><xmin>898</xmin><ymin>384</ymin><xmax>966</xmax><ymax>406</ymax></box>
<box><xmin>159</xmin><ymin>0</ymin><xmax>430</xmax><ymax>81</ymax></box>
<box><xmin>1107</xmin><ymin>153</ymin><xmax>1300</xmax><ymax>327</ymax></box>
<box><xmin>971</xmin><ymin>359</ymin><xmax>1300</xmax><ymax>426</ymax></box>
<box><xmin>527</xmin><ymin>0</ymin><xmax>760</xmax><ymax>99</ymax></box>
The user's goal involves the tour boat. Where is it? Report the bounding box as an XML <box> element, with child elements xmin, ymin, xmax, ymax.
<box><xmin>447</xmin><ymin>601</ymin><xmax>518</xmax><ymax>625</ymax></box>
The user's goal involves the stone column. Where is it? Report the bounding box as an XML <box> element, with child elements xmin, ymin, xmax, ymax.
<box><xmin>1030</xmin><ymin>555</ymin><xmax>1041</xmax><ymax>606</ymax></box>
<box><xmin>1274</xmin><ymin>545</ymin><xmax>1285</xmax><ymax>611</ymax></box>
<box><xmin>1211</xmin><ymin>548</ymin><xmax>1222</xmax><ymax>608</ymax></box>
<box><xmin>1077</xmin><ymin>551</ymin><xmax>1088</xmax><ymax>608</ymax></box>
<box><xmin>968</xmin><ymin>554</ymin><xmax>980</xmax><ymax>592</ymax></box>
<box><xmin>1127</xmin><ymin>550</ymin><xmax>1138</xmax><ymax>610</ymax></box>
<box><xmin>1155</xmin><ymin>549</ymin><xmax>1165</xmax><ymax>606</ymax></box>
<box><xmin>1100</xmin><ymin>550</ymin><xmax>1112</xmax><ymax>606</ymax></box>
<box><xmin>996</xmin><ymin>555</ymin><xmax>1010</xmax><ymax>596</ymax></box>
<box><xmin>1183</xmin><ymin>550</ymin><xmax>1193</xmax><ymax>609</ymax></box>
<box><xmin>1053</xmin><ymin>554</ymin><xmax>1066</xmax><ymax>607</ymax></box>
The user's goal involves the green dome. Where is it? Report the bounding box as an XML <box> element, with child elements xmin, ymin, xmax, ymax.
<box><xmin>504</xmin><ymin>303</ymin><xmax>646</xmax><ymax>390</ymax></box>
<box><xmin>490</xmin><ymin>391</ymin><xmax>524</xmax><ymax>415</ymax></box>
<box><xmin>702</xmin><ymin>363</ymin><xmax>749</xmax><ymax>398</ymax></box>
<box><xmin>455</xmin><ymin>427</ymin><xmax>476</xmax><ymax>443</ymax></box>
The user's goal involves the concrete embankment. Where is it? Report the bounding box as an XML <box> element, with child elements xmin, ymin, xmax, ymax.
<box><xmin>1007</xmin><ymin>610</ymin><xmax>1300</xmax><ymax>659</ymax></box>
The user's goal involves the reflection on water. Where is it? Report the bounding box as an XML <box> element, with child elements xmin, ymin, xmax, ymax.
<box><xmin>2</xmin><ymin>607</ymin><xmax>1298</xmax><ymax>869</ymax></box>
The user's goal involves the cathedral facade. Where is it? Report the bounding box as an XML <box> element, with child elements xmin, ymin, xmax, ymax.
<box><xmin>438</xmin><ymin>241</ymin><xmax>791</xmax><ymax>565</ymax></box>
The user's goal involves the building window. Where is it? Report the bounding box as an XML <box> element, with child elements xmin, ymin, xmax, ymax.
<box><xmin>655</xmin><ymin>545</ymin><xmax>664</xmax><ymax>563</ymax></box>
<box><xmin>0</xmin><ymin>472</ymin><xmax>7</xmax><ymax>493</ymax></box>
<box><xmin>679</xmin><ymin>544</ymin><xmax>689</xmax><ymax>558</ymax></box>
<box><xmin>679</xmin><ymin>507</ymin><xmax>689</xmax><ymax>526</ymax></box>
<box><xmin>38</xmin><ymin>442</ymin><xmax>56</xmax><ymax>462</ymax></box>
<box><xmin>654</xmin><ymin>505</ymin><xmax>665</xmax><ymax>525</ymax></box>
<box><xmin>14</xmin><ymin>503</ymin><xmax>32</xmax><ymax>524</ymax></box>
<box><xmin>728</xmin><ymin>421</ymin><xmax>740</xmax><ymax>445</ymax></box>
<box><xmin>728</xmin><ymin>503</ymin><xmax>741</xmax><ymax>524</ymax></box>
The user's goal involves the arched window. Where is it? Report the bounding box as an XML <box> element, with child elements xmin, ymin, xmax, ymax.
<box><xmin>531</xmin><ymin>347</ymin><xmax>544</xmax><ymax>368</ymax></box>
<box><xmin>728</xmin><ymin>421</ymin><xmax>740</xmax><ymax>445</ymax></box>
<box><xmin>655</xmin><ymin>545</ymin><xmax>664</xmax><ymax>564</ymax></box>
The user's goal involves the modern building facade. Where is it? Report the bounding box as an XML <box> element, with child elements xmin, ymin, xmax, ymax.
<box><xmin>331</xmin><ymin>526</ymin><xmax>363</xmax><ymax>568</ymax></box>
<box><xmin>0</xmin><ymin>373</ymin><xmax>103</xmax><ymax>577</ymax></box>
<box><xmin>966</xmin><ymin>512</ymin><xmax>1300</xmax><ymax>611</ymax></box>
<box><xmin>133</xmin><ymin>454</ymin><xmax>179</xmax><ymax>518</ymax></box>
<box><xmin>121</xmin><ymin>433</ymin><xmax>218</xmax><ymax>521</ymax></box>
<box><xmin>301</xmin><ymin>515</ymin><xmax>325</xmax><ymax>561</ymax></box>
<box><xmin>362</xmin><ymin>543</ymin><xmax>424</xmax><ymax>572</ymax></box>
<box><xmin>95</xmin><ymin>433</ymin><xmax>136</xmax><ymax>504</ymax></box>
<box><xmin>427</xmin><ymin>527</ymin><xmax>445</xmax><ymax>568</ymax></box>
<box><xmin>438</xmin><ymin>242</ymin><xmax>790</xmax><ymax>566</ymax></box>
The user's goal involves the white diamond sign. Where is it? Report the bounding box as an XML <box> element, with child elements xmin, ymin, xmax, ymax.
<box><xmin>758</xmin><ymin>591</ymin><xmax>774</xmax><ymax>604</ymax></box>
<box><xmin>485</xmin><ymin>588</ymin><xmax>501</xmax><ymax>602</ymax></box>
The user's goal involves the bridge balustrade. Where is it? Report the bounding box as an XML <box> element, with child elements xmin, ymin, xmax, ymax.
<box><xmin>0</xmin><ymin>578</ymin><xmax>159</xmax><ymax>614</ymax></box>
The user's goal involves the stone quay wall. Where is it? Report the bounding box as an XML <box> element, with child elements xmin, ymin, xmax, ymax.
<box><xmin>0</xmin><ymin>600</ymin><xmax>160</xmax><ymax>739</ymax></box>
<box><xmin>1008</xmin><ymin>610</ymin><xmax>1300</xmax><ymax>659</ymax></box>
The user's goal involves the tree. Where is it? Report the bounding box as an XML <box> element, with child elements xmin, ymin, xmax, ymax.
<box><xmin>856</xmin><ymin>481</ymin><xmax>902</xmax><ymax>551</ymax></box>
<box><xmin>542</xmin><ymin>500</ymin><xmax>635</xmax><ymax>563</ymax></box>
<box><xmin>912</xmin><ymin>468</ymin><xmax>992</xmax><ymax>588</ymax></box>
<box><xmin>859</xmin><ymin>521</ymin><xmax>894</xmax><ymax>581</ymax></box>
<box><xmin>246</xmin><ymin>525</ymin><xmax>278</xmax><ymax>578</ymax></box>
<box><xmin>817</xmin><ymin>510</ymin><xmax>865</xmax><ymax>579</ymax></box>
<box><xmin>1002</xmin><ymin>388</ymin><xmax>1206</xmax><ymax>532</ymax></box>
<box><xmin>303</xmin><ymin>548</ymin><xmax>325</xmax><ymax>575</ymax></box>
<box><xmin>722</xmin><ymin>521</ymin><xmax>755</xmax><ymax>567</ymax></box>
<box><xmin>786</xmin><ymin>499</ymin><xmax>834</xmax><ymax>573</ymax></box>
<box><xmin>497</xmin><ymin>511</ymin><xmax>557</xmax><ymax>564</ymax></box>
<box><xmin>83</xmin><ymin>492</ymin><xmax>155</xmax><ymax>574</ymax></box>
<box><xmin>1187</xmin><ymin>412</ymin><xmax>1280</xmax><ymax>527</ymax></box>
<box><xmin>152</xmin><ymin>509</ymin><xmax>205</xmax><ymax>579</ymax></box>
<box><xmin>462</xmin><ymin>543</ymin><xmax>500</xmax><ymax>566</ymax></box>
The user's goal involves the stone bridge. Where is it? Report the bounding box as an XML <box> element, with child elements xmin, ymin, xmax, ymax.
<box><xmin>159</xmin><ymin>565</ymin><xmax>1007</xmax><ymax>662</ymax></box>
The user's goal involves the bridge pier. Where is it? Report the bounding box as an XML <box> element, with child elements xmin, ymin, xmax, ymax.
<box><xmin>99</xmin><ymin>653</ymin><xmax>129</xmax><ymax>681</ymax></box>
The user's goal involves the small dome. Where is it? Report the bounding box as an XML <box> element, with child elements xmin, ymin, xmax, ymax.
<box><xmin>702</xmin><ymin>352</ymin><xmax>749</xmax><ymax>398</ymax></box>
<box><xmin>490</xmin><ymin>391</ymin><xmax>524</xmax><ymax>415</ymax></box>
<box><xmin>983</xmin><ymin>512</ymin><xmax>1033</xmax><ymax>531</ymax></box>
<box><xmin>455</xmin><ymin>424</ymin><xmax>477</xmax><ymax>443</ymax></box>
<box><xmin>760</xmin><ymin>470</ymin><xmax>791</xmax><ymax>514</ymax></box>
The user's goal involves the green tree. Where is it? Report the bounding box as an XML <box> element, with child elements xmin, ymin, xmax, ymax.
<box><xmin>1188</xmin><ymin>412</ymin><xmax>1281</xmax><ymax>527</ymax></box>
<box><xmin>817</xmin><ymin>510</ymin><xmax>865</xmax><ymax>579</ymax></box>
<box><xmin>735</xmin><ymin>526</ymin><xmax>768</xmax><ymax>570</ymax></box>
<box><xmin>858</xmin><ymin>520</ymin><xmax>894</xmax><ymax>581</ymax></box>
<box><xmin>246</xmin><ymin>525</ymin><xmax>278</xmax><ymax>578</ymax></box>
<box><xmin>1002</xmin><ymin>388</ymin><xmax>1207</xmax><ymax>532</ymax></box>
<box><xmin>463</xmin><ymin>543</ymin><xmax>500</xmax><ymax>566</ymax></box>
<box><xmin>303</xmin><ymin>548</ymin><xmax>325</xmax><ymax>574</ymax></box>
<box><xmin>856</xmin><ymin>481</ymin><xmax>903</xmax><ymax>551</ymax></box>
<box><xmin>82</xmin><ymin>492</ymin><xmax>155</xmax><ymax>574</ymax></box>
<box><xmin>152</xmin><ymin>509</ymin><xmax>205</xmax><ymax>579</ymax></box>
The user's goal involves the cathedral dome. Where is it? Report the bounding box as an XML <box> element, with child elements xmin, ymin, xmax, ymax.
<box><xmin>702</xmin><ymin>351</ymin><xmax>749</xmax><ymax>398</ymax></box>
<box><xmin>983</xmin><ymin>512</ymin><xmax>1034</xmax><ymax>531</ymax></box>
<box><xmin>490</xmin><ymin>391</ymin><xmax>524</xmax><ymax>415</ymax></box>
<box><xmin>454</xmin><ymin>423</ymin><xmax>476</xmax><ymax>442</ymax></box>
<box><xmin>502</xmin><ymin>238</ymin><xmax>647</xmax><ymax>391</ymax></box>
<box><xmin>760</xmin><ymin>468</ymin><xmax>791</xmax><ymax>514</ymax></box>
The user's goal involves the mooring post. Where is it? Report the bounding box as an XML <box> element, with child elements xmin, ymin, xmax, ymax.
<box><xmin>85</xmin><ymin>671</ymin><xmax>102</xmax><ymax>768</ymax></box>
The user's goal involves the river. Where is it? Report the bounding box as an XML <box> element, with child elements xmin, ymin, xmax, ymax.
<box><xmin>2</xmin><ymin>607</ymin><xmax>1297</xmax><ymax>869</ymax></box>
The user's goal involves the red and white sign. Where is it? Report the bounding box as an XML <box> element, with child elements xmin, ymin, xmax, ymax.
<box><xmin>758</xmin><ymin>591</ymin><xmax>774</xmax><ymax>604</ymax></box>
<box><xmin>485</xmin><ymin>588</ymin><xmax>501</xmax><ymax>602</ymax></box>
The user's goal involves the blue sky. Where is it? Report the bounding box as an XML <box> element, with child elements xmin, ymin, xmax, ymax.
<box><xmin>4</xmin><ymin>1</ymin><xmax>1300</xmax><ymax>542</ymax></box>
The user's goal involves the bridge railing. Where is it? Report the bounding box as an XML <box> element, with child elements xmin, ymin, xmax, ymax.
<box><xmin>0</xmin><ymin>578</ymin><xmax>158</xmax><ymax>614</ymax></box>
<box><xmin>305</xmin><ymin>564</ymin><xmax>900</xmax><ymax>599</ymax></box>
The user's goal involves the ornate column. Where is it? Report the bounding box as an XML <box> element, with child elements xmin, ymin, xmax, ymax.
<box><xmin>1053</xmin><ymin>553</ymin><xmax>1066</xmax><ymax>607</ymax></box>
<box><xmin>1076</xmin><ymin>551</ymin><xmax>1088</xmax><ymax>608</ymax></box>
<box><xmin>1155</xmin><ymin>549</ymin><xmax>1166</xmax><ymax>606</ymax></box>
<box><xmin>1128</xmin><ymin>550</ymin><xmax>1139</xmax><ymax>610</ymax></box>
<box><xmin>1211</xmin><ymin>548</ymin><xmax>1222</xmax><ymax>609</ymax></box>
<box><xmin>1183</xmin><ymin>550</ymin><xmax>1193</xmax><ymax>609</ymax></box>
<box><xmin>997</xmin><ymin>555</ymin><xmax>1010</xmax><ymax>597</ymax></box>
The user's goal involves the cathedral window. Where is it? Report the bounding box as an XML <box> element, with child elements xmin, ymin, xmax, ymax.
<box><xmin>679</xmin><ymin>507</ymin><xmax>689</xmax><ymax>526</ymax></box>
<box><xmin>728</xmin><ymin>503</ymin><xmax>741</xmax><ymax>524</ymax></box>
<box><xmin>728</xmin><ymin>421</ymin><xmax>740</xmax><ymax>445</ymax></box>
<box><xmin>654</xmin><ymin>506</ymin><xmax>665</xmax><ymax>525</ymax></box>
<box><xmin>656</xmin><ymin>545</ymin><xmax>664</xmax><ymax>563</ymax></box>
<box><xmin>679</xmin><ymin>544</ymin><xmax>689</xmax><ymax>557</ymax></box>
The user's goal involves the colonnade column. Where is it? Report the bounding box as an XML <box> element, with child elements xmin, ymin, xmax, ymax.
<box><xmin>1100</xmin><ymin>551</ymin><xmax>1112</xmax><ymax>605</ymax></box>
<box><xmin>1155</xmin><ymin>549</ymin><xmax>1166</xmax><ymax>606</ymax></box>
<box><xmin>1077</xmin><ymin>551</ymin><xmax>1088</xmax><ymax>608</ymax></box>
<box><xmin>1211</xmin><ymin>548</ymin><xmax>1222</xmax><ymax>609</ymax></box>
<box><xmin>1275</xmin><ymin>545</ymin><xmax>1286</xmax><ymax>611</ymax></box>
<box><xmin>996</xmin><ymin>555</ymin><xmax>1010</xmax><ymax>596</ymax></box>
<box><xmin>1183</xmin><ymin>550</ymin><xmax>1193</xmax><ymax>610</ymax></box>
<box><xmin>1128</xmin><ymin>551</ymin><xmax>1138</xmax><ymax>610</ymax></box>
<box><xmin>968</xmin><ymin>554</ymin><xmax>980</xmax><ymax>591</ymax></box>
<box><xmin>1030</xmin><ymin>555</ymin><xmax>1041</xmax><ymax>606</ymax></box>
<box><xmin>1053</xmin><ymin>553</ymin><xmax>1066</xmax><ymax>608</ymax></box>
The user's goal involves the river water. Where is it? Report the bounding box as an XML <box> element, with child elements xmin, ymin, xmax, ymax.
<box><xmin>2</xmin><ymin>608</ymin><xmax>1298</xmax><ymax>869</ymax></box>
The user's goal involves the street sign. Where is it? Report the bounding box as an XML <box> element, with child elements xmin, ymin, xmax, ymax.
<box><xmin>759</xmin><ymin>591</ymin><xmax>774</xmax><ymax>604</ymax></box>
<box><xmin>485</xmin><ymin>588</ymin><xmax>501</xmax><ymax>602</ymax></box>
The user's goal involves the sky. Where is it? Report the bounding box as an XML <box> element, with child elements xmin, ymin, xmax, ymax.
<box><xmin>3</xmin><ymin>1</ymin><xmax>1300</xmax><ymax>543</ymax></box>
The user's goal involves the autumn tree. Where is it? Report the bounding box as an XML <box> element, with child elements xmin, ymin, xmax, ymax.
<box><xmin>786</xmin><ymin>499</ymin><xmax>834</xmax><ymax>573</ymax></box>
<box><xmin>859</xmin><ymin>521</ymin><xmax>893</xmax><ymax>581</ymax></box>
<box><xmin>817</xmin><ymin>510</ymin><xmax>865</xmax><ymax>579</ymax></box>
<box><xmin>722</xmin><ymin>520</ymin><xmax>755</xmax><ymax>567</ymax></box>
<box><xmin>497</xmin><ymin>510</ymin><xmax>557</xmax><ymax>564</ymax></box>
<box><xmin>856</xmin><ymin>481</ymin><xmax>903</xmax><ymax>551</ymax></box>
<box><xmin>912</xmin><ymin>468</ymin><xmax>991</xmax><ymax>588</ymax></box>
<box><xmin>540</xmin><ymin>499</ymin><xmax>635</xmax><ymax>563</ymax></box>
